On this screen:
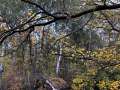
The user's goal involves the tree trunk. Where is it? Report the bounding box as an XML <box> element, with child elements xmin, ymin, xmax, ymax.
<box><xmin>56</xmin><ymin>43</ymin><xmax>62</xmax><ymax>77</ymax></box>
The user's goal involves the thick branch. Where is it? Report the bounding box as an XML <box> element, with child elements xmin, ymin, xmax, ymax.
<box><xmin>21</xmin><ymin>0</ymin><xmax>56</xmax><ymax>18</ymax></box>
<box><xmin>71</xmin><ymin>4</ymin><xmax>120</xmax><ymax>18</ymax></box>
<box><xmin>1</xmin><ymin>2</ymin><xmax>120</xmax><ymax>44</ymax></box>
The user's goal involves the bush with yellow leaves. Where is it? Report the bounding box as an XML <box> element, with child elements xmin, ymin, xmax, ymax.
<box><xmin>97</xmin><ymin>80</ymin><xmax>110</xmax><ymax>90</ymax></box>
<box><xmin>72</xmin><ymin>75</ymin><xmax>86</xmax><ymax>90</ymax></box>
<box><xmin>110</xmin><ymin>80</ymin><xmax>120</xmax><ymax>90</ymax></box>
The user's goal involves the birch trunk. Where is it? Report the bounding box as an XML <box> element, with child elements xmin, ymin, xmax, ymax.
<box><xmin>56</xmin><ymin>43</ymin><xmax>62</xmax><ymax>77</ymax></box>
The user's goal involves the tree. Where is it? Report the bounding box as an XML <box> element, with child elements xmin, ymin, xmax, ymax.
<box><xmin>0</xmin><ymin>0</ymin><xmax>120</xmax><ymax>90</ymax></box>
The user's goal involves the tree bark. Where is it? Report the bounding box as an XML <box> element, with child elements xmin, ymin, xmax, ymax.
<box><xmin>56</xmin><ymin>43</ymin><xmax>62</xmax><ymax>77</ymax></box>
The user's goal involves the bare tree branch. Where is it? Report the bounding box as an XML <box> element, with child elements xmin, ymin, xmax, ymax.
<box><xmin>21</xmin><ymin>0</ymin><xmax>56</xmax><ymax>18</ymax></box>
<box><xmin>53</xmin><ymin>14</ymin><xmax>93</xmax><ymax>44</ymax></box>
<box><xmin>1</xmin><ymin>1</ymin><xmax>120</xmax><ymax>44</ymax></box>
<box><xmin>100</xmin><ymin>11</ymin><xmax>120</xmax><ymax>33</ymax></box>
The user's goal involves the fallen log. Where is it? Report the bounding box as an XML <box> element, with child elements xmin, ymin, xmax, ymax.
<box><xmin>33</xmin><ymin>74</ymin><xmax>70</xmax><ymax>90</ymax></box>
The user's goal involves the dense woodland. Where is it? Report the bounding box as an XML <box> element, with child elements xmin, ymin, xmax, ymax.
<box><xmin>0</xmin><ymin>0</ymin><xmax>120</xmax><ymax>90</ymax></box>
